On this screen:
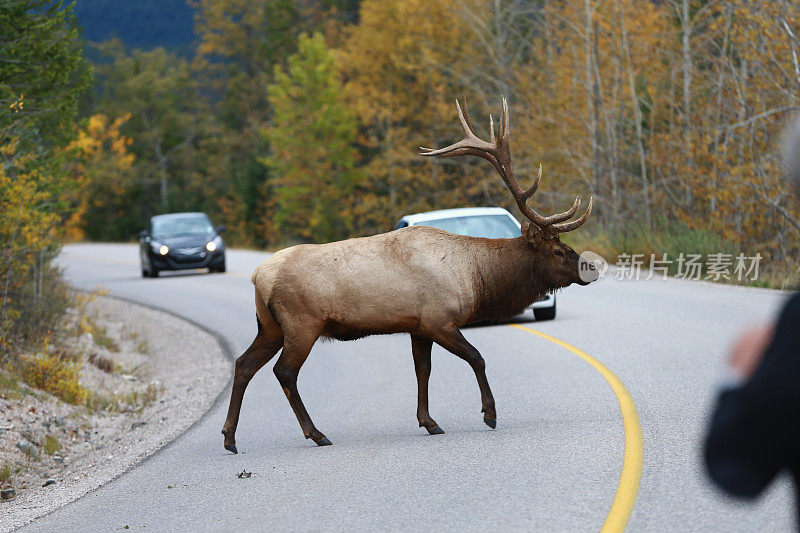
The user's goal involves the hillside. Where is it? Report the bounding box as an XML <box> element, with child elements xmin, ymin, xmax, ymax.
<box><xmin>74</xmin><ymin>0</ymin><xmax>195</xmax><ymax>50</ymax></box>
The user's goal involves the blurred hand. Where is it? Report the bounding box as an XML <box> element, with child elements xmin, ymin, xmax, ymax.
<box><xmin>729</xmin><ymin>325</ymin><xmax>775</xmax><ymax>379</ymax></box>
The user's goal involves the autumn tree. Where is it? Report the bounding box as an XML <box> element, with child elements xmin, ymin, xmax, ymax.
<box><xmin>0</xmin><ymin>1</ymin><xmax>90</xmax><ymax>351</ymax></box>
<box><xmin>261</xmin><ymin>32</ymin><xmax>361</xmax><ymax>243</ymax></box>
<box><xmin>73</xmin><ymin>0</ymin><xmax>800</xmax><ymax>286</ymax></box>
<box><xmin>65</xmin><ymin>114</ymin><xmax>135</xmax><ymax>241</ymax></box>
<box><xmin>680</xmin><ymin>0</ymin><xmax>800</xmax><ymax>257</ymax></box>
<box><xmin>339</xmin><ymin>0</ymin><xmax>485</xmax><ymax>233</ymax></box>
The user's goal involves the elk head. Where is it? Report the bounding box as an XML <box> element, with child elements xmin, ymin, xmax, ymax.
<box><xmin>421</xmin><ymin>97</ymin><xmax>598</xmax><ymax>288</ymax></box>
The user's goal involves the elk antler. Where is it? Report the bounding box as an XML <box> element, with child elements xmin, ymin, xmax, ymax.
<box><xmin>420</xmin><ymin>97</ymin><xmax>592</xmax><ymax>235</ymax></box>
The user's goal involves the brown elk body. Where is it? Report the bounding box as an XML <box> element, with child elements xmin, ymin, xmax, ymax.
<box><xmin>221</xmin><ymin>97</ymin><xmax>597</xmax><ymax>452</ymax></box>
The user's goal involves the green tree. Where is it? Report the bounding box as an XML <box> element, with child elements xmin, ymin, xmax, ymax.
<box><xmin>85</xmin><ymin>40</ymin><xmax>210</xmax><ymax>239</ymax></box>
<box><xmin>0</xmin><ymin>0</ymin><xmax>90</xmax><ymax>151</ymax></box>
<box><xmin>191</xmin><ymin>0</ymin><xmax>302</xmax><ymax>245</ymax></box>
<box><xmin>261</xmin><ymin>32</ymin><xmax>361</xmax><ymax>243</ymax></box>
<box><xmin>0</xmin><ymin>1</ymin><xmax>90</xmax><ymax>352</ymax></box>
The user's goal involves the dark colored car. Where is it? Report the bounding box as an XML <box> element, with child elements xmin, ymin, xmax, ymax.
<box><xmin>138</xmin><ymin>212</ymin><xmax>226</xmax><ymax>277</ymax></box>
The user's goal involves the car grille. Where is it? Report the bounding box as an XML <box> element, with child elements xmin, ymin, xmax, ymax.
<box><xmin>175</xmin><ymin>246</ymin><xmax>204</xmax><ymax>255</ymax></box>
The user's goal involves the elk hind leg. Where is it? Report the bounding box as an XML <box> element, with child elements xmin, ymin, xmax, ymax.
<box><xmin>222</xmin><ymin>312</ymin><xmax>283</xmax><ymax>454</ymax></box>
<box><xmin>411</xmin><ymin>335</ymin><xmax>443</xmax><ymax>435</ymax></box>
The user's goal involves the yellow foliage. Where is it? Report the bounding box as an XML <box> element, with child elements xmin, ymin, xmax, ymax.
<box><xmin>0</xmin><ymin>141</ymin><xmax>62</xmax><ymax>350</ymax></box>
<box><xmin>15</xmin><ymin>352</ymin><xmax>87</xmax><ymax>405</ymax></box>
<box><xmin>63</xmin><ymin>114</ymin><xmax>135</xmax><ymax>241</ymax></box>
<box><xmin>338</xmin><ymin>0</ymin><xmax>489</xmax><ymax>231</ymax></box>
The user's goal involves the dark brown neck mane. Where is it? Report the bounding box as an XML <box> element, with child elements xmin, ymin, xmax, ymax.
<box><xmin>466</xmin><ymin>236</ymin><xmax>550</xmax><ymax>324</ymax></box>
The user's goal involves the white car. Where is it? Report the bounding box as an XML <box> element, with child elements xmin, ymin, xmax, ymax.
<box><xmin>395</xmin><ymin>207</ymin><xmax>557</xmax><ymax>320</ymax></box>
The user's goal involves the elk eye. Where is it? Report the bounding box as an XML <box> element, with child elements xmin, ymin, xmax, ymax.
<box><xmin>554</xmin><ymin>249</ymin><xmax>564</xmax><ymax>257</ymax></box>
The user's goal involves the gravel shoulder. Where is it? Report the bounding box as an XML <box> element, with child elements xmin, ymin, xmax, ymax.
<box><xmin>0</xmin><ymin>295</ymin><xmax>231</xmax><ymax>532</ymax></box>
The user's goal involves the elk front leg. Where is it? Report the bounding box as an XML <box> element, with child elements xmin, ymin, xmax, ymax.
<box><xmin>411</xmin><ymin>335</ymin><xmax>444</xmax><ymax>435</ymax></box>
<box><xmin>431</xmin><ymin>327</ymin><xmax>497</xmax><ymax>429</ymax></box>
<box><xmin>273</xmin><ymin>329</ymin><xmax>331</xmax><ymax>446</ymax></box>
<box><xmin>222</xmin><ymin>329</ymin><xmax>283</xmax><ymax>454</ymax></box>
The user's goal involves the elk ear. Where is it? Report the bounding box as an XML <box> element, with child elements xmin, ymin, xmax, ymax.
<box><xmin>520</xmin><ymin>220</ymin><xmax>545</xmax><ymax>246</ymax></box>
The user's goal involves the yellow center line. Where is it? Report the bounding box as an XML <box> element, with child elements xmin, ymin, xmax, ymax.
<box><xmin>510</xmin><ymin>324</ymin><xmax>643</xmax><ymax>533</ymax></box>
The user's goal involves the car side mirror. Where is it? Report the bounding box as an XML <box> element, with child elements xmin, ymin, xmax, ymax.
<box><xmin>138</xmin><ymin>230</ymin><xmax>148</xmax><ymax>239</ymax></box>
<box><xmin>216</xmin><ymin>225</ymin><xmax>227</xmax><ymax>234</ymax></box>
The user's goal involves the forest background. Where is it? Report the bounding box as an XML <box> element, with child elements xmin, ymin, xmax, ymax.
<box><xmin>3</xmin><ymin>0</ymin><xmax>800</xmax><ymax>355</ymax></box>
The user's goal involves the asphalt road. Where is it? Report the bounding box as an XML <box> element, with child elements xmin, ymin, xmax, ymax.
<box><xmin>22</xmin><ymin>243</ymin><xmax>796</xmax><ymax>531</ymax></box>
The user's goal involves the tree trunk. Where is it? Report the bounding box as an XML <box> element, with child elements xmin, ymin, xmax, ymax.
<box><xmin>619</xmin><ymin>0</ymin><xmax>651</xmax><ymax>228</ymax></box>
<box><xmin>585</xmin><ymin>0</ymin><xmax>602</xmax><ymax>223</ymax></box>
<box><xmin>681</xmin><ymin>0</ymin><xmax>693</xmax><ymax>207</ymax></box>
<box><xmin>155</xmin><ymin>141</ymin><xmax>169</xmax><ymax>212</ymax></box>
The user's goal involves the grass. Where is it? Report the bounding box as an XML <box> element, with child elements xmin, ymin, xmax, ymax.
<box><xmin>43</xmin><ymin>436</ymin><xmax>61</xmax><ymax>456</ymax></box>
<box><xmin>72</xmin><ymin>294</ymin><xmax>119</xmax><ymax>352</ymax></box>
<box><xmin>0</xmin><ymin>371</ymin><xmax>20</xmax><ymax>400</ymax></box>
<box><xmin>86</xmin><ymin>383</ymin><xmax>160</xmax><ymax>413</ymax></box>
<box><xmin>127</xmin><ymin>329</ymin><xmax>150</xmax><ymax>354</ymax></box>
<box><xmin>135</xmin><ymin>339</ymin><xmax>150</xmax><ymax>354</ymax></box>
<box><xmin>91</xmin><ymin>323</ymin><xmax>119</xmax><ymax>352</ymax></box>
<box><xmin>0</xmin><ymin>463</ymin><xmax>11</xmax><ymax>488</ymax></box>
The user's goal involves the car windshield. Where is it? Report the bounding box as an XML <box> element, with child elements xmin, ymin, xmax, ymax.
<box><xmin>416</xmin><ymin>214</ymin><xmax>520</xmax><ymax>238</ymax></box>
<box><xmin>152</xmin><ymin>215</ymin><xmax>213</xmax><ymax>237</ymax></box>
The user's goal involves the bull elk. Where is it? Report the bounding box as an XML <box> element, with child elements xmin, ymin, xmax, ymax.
<box><xmin>221</xmin><ymin>97</ymin><xmax>597</xmax><ymax>453</ymax></box>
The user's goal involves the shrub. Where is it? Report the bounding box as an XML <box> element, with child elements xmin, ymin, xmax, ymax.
<box><xmin>0</xmin><ymin>371</ymin><xmax>18</xmax><ymax>392</ymax></box>
<box><xmin>0</xmin><ymin>258</ymin><xmax>72</xmax><ymax>357</ymax></box>
<box><xmin>15</xmin><ymin>352</ymin><xmax>87</xmax><ymax>404</ymax></box>
<box><xmin>43</xmin><ymin>435</ymin><xmax>61</xmax><ymax>456</ymax></box>
<box><xmin>0</xmin><ymin>371</ymin><xmax>21</xmax><ymax>400</ymax></box>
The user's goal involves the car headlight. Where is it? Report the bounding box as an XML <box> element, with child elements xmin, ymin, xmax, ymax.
<box><xmin>206</xmin><ymin>235</ymin><xmax>223</xmax><ymax>252</ymax></box>
<box><xmin>159</xmin><ymin>245</ymin><xmax>169</xmax><ymax>255</ymax></box>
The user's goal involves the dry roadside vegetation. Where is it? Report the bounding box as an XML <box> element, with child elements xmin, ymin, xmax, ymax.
<box><xmin>0</xmin><ymin>294</ymin><xmax>229</xmax><ymax>530</ymax></box>
<box><xmin>0</xmin><ymin>292</ymin><xmax>161</xmax><ymax>497</ymax></box>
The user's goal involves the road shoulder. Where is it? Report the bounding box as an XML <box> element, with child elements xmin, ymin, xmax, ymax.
<box><xmin>1</xmin><ymin>295</ymin><xmax>231</xmax><ymax>532</ymax></box>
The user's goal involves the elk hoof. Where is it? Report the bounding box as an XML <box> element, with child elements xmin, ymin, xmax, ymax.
<box><xmin>483</xmin><ymin>417</ymin><xmax>497</xmax><ymax>429</ymax></box>
<box><xmin>316</xmin><ymin>437</ymin><xmax>332</xmax><ymax>446</ymax></box>
<box><xmin>427</xmin><ymin>425</ymin><xmax>445</xmax><ymax>435</ymax></box>
<box><xmin>221</xmin><ymin>429</ymin><xmax>238</xmax><ymax>454</ymax></box>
